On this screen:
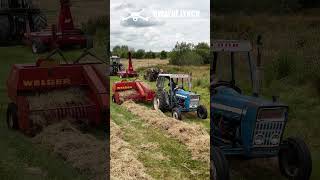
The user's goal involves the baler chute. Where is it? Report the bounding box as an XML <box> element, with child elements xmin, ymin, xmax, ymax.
<box><xmin>112</xmin><ymin>80</ymin><xmax>155</xmax><ymax>104</ymax></box>
<box><xmin>24</xmin><ymin>0</ymin><xmax>90</xmax><ymax>53</ymax></box>
<box><xmin>6</xmin><ymin>50</ymin><xmax>108</xmax><ymax>135</ymax></box>
<box><xmin>117</xmin><ymin>52</ymin><xmax>138</xmax><ymax>78</ymax></box>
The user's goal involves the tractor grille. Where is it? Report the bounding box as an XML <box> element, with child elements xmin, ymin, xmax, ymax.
<box><xmin>253</xmin><ymin>108</ymin><xmax>287</xmax><ymax>147</ymax></box>
<box><xmin>189</xmin><ymin>95</ymin><xmax>199</xmax><ymax>108</ymax></box>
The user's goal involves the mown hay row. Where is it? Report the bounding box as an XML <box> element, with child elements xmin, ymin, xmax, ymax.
<box><xmin>32</xmin><ymin>120</ymin><xmax>107</xmax><ymax>180</ymax></box>
<box><xmin>121</xmin><ymin>101</ymin><xmax>210</xmax><ymax>163</ymax></box>
<box><xmin>110</xmin><ymin>120</ymin><xmax>153</xmax><ymax>180</ymax></box>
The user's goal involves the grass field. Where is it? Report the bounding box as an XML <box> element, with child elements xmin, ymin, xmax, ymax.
<box><xmin>214</xmin><ymin>13</ymin><xmax>320</xmax><ymax>180</ymax></box>
<box><xmin>110</xmin><ymin>59</ymin><xmax>210</xmax><ymax>179</ymax></box>
<box><xmin>0</xmin><ymin>27</ymin><xmax>106</xmax><ymax>179</ymax></box>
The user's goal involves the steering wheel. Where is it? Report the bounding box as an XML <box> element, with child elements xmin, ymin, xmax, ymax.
<box><xmin>212</xmin><ymin>81</ymin><xmax>242</xmax><ymax>94</ymax></box>
<box><xmin>174</xmin><ymin>85</ymin><xmax>183</xmax><ymax>92</ymax></box>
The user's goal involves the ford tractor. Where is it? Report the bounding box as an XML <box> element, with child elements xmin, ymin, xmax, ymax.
<box><xmin>153</xmin><ymin>74</ymin><xmax>207</xmax><ymax>120</ymax></box>
<box><xmin>210</xmin><ymin>39</ymin><xmax>312</xmax><ymax>180</ymax></box>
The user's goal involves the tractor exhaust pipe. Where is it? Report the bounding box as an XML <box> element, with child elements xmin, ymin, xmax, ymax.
<box><xmin>128</xmin><ymin>52</ymin><xmax>133</xmax><ymax>72</ymax></box>
<box><xmin>253</xmin><ymin>35</ymin><xmax>263</xmax><ymax>97</ymax></box>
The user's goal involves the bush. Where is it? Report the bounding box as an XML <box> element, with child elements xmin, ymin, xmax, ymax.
<box><xmin>265</xmin><ymin>53</ymin><xmax>320</xmax><ymax>93</ymax></box>
<box><xmin>160</xmin><ymin>50</ymin><xmax>167</xmax><ymax>59</ymax></box>
<box><xmin>169</xmin><ymin>42</ymin><xmax>209</xmax><ymax>66</ymax></box>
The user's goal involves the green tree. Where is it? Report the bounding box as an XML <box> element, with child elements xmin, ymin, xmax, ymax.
<box><xmin>160</xmin><ymin>50</ymin><xmax>167</xmax><ymax>59</ymax></box>
<box><xmin>134</xmin><ymin>49</ymin><xmax>145</xmax><ymax>59</ymax></box>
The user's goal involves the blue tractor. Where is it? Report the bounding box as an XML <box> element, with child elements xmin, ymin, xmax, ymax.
<box><xmin>210</xmin><ymin>39</ymin><xmax>312</xmax><ymax>180</ymax></box>
<box><xmin>153</xmin><ymin>74</ymin><xmax>207</xmax><ymax>120</ymax></box>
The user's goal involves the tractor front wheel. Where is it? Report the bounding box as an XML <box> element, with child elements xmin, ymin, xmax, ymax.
<box><xmin>197</xmin><ymin>105</ymin><xmax>208</xmax><ymax>119</ymax></box>
<box><xmin>6</xmin><ymin>103</ymin><xmax>19</xmax><ymax>130</ymax></box>
<box><xmin>278</xmin><ymin>137</ymin><xmax>312</xmax><ymax>180</ymax></box>
<box><xmin>211</xmin><ymin>147</ymin><xmax>230</xmax><ymax>180</ymax></box>
<box><xmin>172</xmin><ymin>108</ymin><xmax>182</xmax><ymax>120</ymax></box>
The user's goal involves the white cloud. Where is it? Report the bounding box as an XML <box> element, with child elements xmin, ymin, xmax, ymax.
<box><xmin>110</xmin><ymin>0</ymin><xmax>210</xmax><ymax>51</ymax></box>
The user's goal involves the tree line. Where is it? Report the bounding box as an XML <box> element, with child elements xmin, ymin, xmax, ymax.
<box><xmin>111</xmin><ymin>42</ymin><xmax>210</xmax><ymax>66</ymax></box>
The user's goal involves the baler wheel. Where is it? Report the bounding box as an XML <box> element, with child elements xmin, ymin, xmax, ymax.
<box><xmin>112</xmin><ymin>95</ymin><xmax>116</xmax><ymax>103</ymax></box>
<box><xmin>32</xmin><ymin>39</ymin><xmax>46</xmax><ymax>54</ymax></box>
<box><xmin>197</xmin><ymin>105</ymin><xmax>208</xmax><ymax>119</ymax></box>
<box><xmin>6</xmin><ymin>103</ymin><xmax>19</xmax><ymax>130</ymax></box>
<box><xmin>172</xmin><ymin>107</ymin><xmax>182</xmax><ymax>120</ymax></box>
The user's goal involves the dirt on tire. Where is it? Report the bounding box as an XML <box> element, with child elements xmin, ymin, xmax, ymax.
<box><xmin>121</xmin><ymin>101</ymin><xmax>210</xmax><ymax>163</ymax></box>
<box><xmin>32</xmin><ymin>120</ymin><xmax>107</xmax><ymax>180</ymax></box>
<box><xmin>111</xmin><ymin>120</ymin><xmax>153</xmax><ymax>180</ymax></box>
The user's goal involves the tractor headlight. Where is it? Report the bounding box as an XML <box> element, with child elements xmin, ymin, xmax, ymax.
<box><xmin>270</xmin><ymin>134</ymin><xmax>280</xmax><ymax>145</ymax></box>
<box><xmin>254</xmin><ymin>134</ymin><xmax>265</xmax><ymax>145</ymax></box>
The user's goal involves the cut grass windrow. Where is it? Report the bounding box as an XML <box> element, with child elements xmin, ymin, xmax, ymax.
<box><xmin>110</xmin><ymin>120</ymin><xmax>153</xmax><ymax>180</ymax></box>
<box><xmin>121</xmin><ymin>101</ymin><xmax>210</xmax><ymax>163</ymax></box>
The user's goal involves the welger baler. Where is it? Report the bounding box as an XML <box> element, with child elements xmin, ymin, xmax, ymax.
<box><xmin>6</xmin><ymin>51</ymin><xmax>108</xmax><ymax>135</ymax></box>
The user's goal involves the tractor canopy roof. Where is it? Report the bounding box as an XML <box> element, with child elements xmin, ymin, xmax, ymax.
<box><xmin>158</xmin><ymin>74</ymin><xmax>190</xmax><ymax>79</ymax></box>
<box><xmin>212</xmin><ymin>40</ymin><xmax>252</xmax><ymax>52</ymax></box>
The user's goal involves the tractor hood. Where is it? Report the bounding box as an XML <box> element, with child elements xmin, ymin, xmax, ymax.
<box><xmin>212</xmin><ymin>86</ymin><xmax>286</xmax><ymax>111</ymax></box>
<box><xmin>176</xmin><ymin>89</ymin><xmax>197</xmax><ymax>98</ymax></box>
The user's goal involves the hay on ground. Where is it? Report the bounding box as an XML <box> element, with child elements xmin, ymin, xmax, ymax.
<box><xmin>121</xmin><ymin>101</ymin><xmax>210</xmax><ymax>163</ymax></box>
<box><xmin>110</xmin><ymin>120</ymin><xmax>153</xmax><ymax>180</ymax></box>
<box><xmin>32</xmin><ymin>120</ymin><xmax>107</xmax><ymax>180</ymax></box>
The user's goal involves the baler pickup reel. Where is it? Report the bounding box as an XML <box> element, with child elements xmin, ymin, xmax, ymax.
<box><xmin>6</xmin><ymin>49</ymin><xmax>108</xmax><ymax>136</ymax></box>
<box><xmin>112</xmin><ymin>80</ymin><xmax>155</xmax><ymax>104</ymax></box>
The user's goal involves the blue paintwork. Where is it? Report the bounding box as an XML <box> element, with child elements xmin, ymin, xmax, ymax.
<box><xmin>175</xmin><ymin>89</ymin><xmax>197</xmax><ymax>112</ymax></box>
<box><xmin>211</xmin><ymin>86</ymin><xmax>288</xmax><ymax>158</ymax></box>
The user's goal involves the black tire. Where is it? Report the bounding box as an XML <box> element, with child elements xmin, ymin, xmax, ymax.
<box><xmin>112</xmin><ymin>95</ymin><xmax>116</xmax><ymax>103</ymax></box>
<box><xmin>211</xmin><ymin>147</ymin><xmax>230</xmax><ymax>180</ymax></box>
<box><xmin>172</xmin><ymin>107</ymin><xmax>182</xmax><ymax>120</ymax></box>
<box><xmin>156</xmin><ymin>90</ymin><xmax>169</xmax><ymax>112</ymax></box>
<box><xmin>32</xmin><ymin>13</ymin><xmax>47</xmax><ymax>32</ymax></box>
<box><xmin>32</xmin><ymin>39</ymin><xmax>46</xmax><ymax>54</ymax></box>
<box><xmin>278</xmin><ymin>137</ymin><xmax>312</xmax><ymax>180</ymax></box>
<box><xmin>6</xmin><ymin>103</ymin><xmax>19</xmax><ymax>130</ymax></box>
<box><xmin>0</xmin><ymin>15</ymin><xmax>10</xmax><ymax>42</ymax></box>
<box><xmin>197</xmin><ymin>105</ymin><xmax>208</xmax><ymax>119</ymax></box>
<box><xmin>84</xmin><ymin>35</ymin><xmax>93</xmax><ymax>49</ymax></box>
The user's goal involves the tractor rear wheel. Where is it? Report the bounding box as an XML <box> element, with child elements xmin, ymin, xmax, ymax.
<box><xmin>0</xmin><ymin>15</ymin><xmax>10</xmax><ymax>42</ymax></box>
<box><xmin>211</xmin><ymin>147</ymin><xmax>230</xmax><ymax>180</ymax></box>
<box><xmin>6</xmin><ymin>103</ymin><xmax>19</xmax><ymax>130</ymax></box>
<box><xmin>32</xmin><ymin>14</ymin><xmax>47</xmax><ymax>32</ymax></box>
<box><xmin>278</xmin><ymin>137</ymin><xmax>312</xmax><ymax>180</ymax></box>
<box><xmin>197</xmin><ymin>105</ymin><xmax>208</xmax><ymax>119</ymax></box>
<box><xmin>172</xmin><ymin>107</ymin><xmax>182</xmax><ymax>120</ymax></box>
<box><xmin>32</xmin><ymin>39</ymin><xmax>46</xmax><ymax>54</ymax></box>
<box><xmin>156</xmin><ymin>91</ymin><xmax>169</xmax><ymax>112</ymax></box>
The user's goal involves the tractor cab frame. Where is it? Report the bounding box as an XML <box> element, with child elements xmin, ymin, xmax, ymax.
<box><xmin>154</xmin><ymin>74</ymin><xmax>207</xmax><ymax>120</ymax></box>
<box><xmin>156</xmin><ymin>74</ymin><xmax>191</xmax><ymax>108</ymax></box>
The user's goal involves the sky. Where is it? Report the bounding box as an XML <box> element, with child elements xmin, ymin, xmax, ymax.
<box><xmin>110</xmin><ymin>0</ymin><xmax>210</xmax><ymax>52</ymax></box>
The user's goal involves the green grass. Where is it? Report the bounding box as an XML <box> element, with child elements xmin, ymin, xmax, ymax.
<box><xmin>111</xmin><ymin>103</ymin><xmax>209</xmax><ymax>179</ymax></box>
<box><xmin>0</xmin><ymin>43</ymin><xmax>106</xmax><ymax>179</ymax></box>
